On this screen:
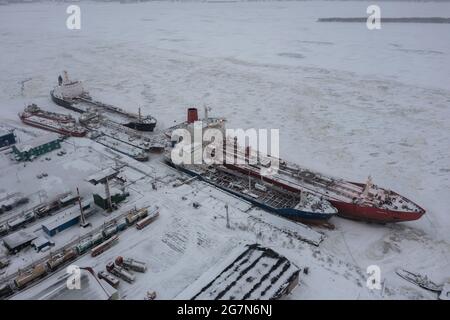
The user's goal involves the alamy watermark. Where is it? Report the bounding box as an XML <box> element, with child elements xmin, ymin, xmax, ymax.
<box><xmin>170</xmin><ymin>121</ymin><xmax>280</xmax><ymax>176</ymax></box>
<box><xmin>366</xmin><ymin>265</ymin><xmax>382</xmax><ymax>290</ymax></box>
<box><xmin>367</xmin><ymin>5</ymin><xmax>381</xmax><ymax>30</ymax></box>
<box><xmin>66</xmin><ymin>5</ymin><xmax>81</xmax><ymax>30</ymax></box>
<box><xmin>66</xmin><ymin>265</ymin><xmax>81</xmax><ymax>290</ymax></box>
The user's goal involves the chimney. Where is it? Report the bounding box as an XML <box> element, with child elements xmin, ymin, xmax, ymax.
<box><xmin>187</xmin><ymin>108</ymin><xmax>198</xmax><ymax>124</ymax></box>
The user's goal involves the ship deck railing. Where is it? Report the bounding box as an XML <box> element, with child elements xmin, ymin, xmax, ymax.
<box><xmin>221</xmin><ymin>142</ymin><xmax>364</xmax><ymax>201</ymax></box>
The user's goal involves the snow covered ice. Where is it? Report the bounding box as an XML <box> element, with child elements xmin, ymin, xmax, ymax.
<box><xmin>0</xmin><ymin>1</ymin><xmax>449</xmax><ymax>300</ymax></box>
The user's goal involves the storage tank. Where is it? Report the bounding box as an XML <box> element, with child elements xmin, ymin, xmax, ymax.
<box><xmin>14</xmin><ymin>263</ymin><xmax>47</xmax><ymax>289</ymax></box>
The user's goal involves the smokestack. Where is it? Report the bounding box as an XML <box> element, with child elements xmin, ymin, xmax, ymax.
<box><xmin>187</xmin><ymin>108</ymin><xmax>198</xmax><ymax>124</ymax></box>
<box><xmin>77</xmin><ymin>188</ymin><xmax>89</xmax><ymax>227</ymax></box>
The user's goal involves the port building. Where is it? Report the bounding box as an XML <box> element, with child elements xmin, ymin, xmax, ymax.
<box><xmin>41</xmin><ymin>200</ymin><xmax>93</xmax><ymax>237</ymax></box>
<box><xmin>176</xmin><ymin>244</ymin><xmax>300</xmax><ymax>300</ymax></box>
<box><xmin>92</xmin><ymin>185</ymin><xmax>128</xmax><ymax>210</ymax></box>
<box><xmin>2</xmin><ymin>231</ymin><xmax>38</xmax><ymax>254</ymax></box>
<box><xmin>0</xmin><ymin>130</ymin><xmax>16</xmax><ymax>148</ymax></box>
<box><xmin>12</xmin><ymin>133</ymin><xmax>61</xmax><ymax>161</ymax></box>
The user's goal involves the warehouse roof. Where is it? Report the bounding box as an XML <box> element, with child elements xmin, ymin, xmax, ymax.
<box><xmin>14</xmin><ymin>133</ymin><xmax>60</xmax><ymax>153</ymax></box>
<box><xmin>87</xmin><ymin>168</ymin><xmax>119</xmax><ymax>185</ymax></box>
<box><xmin>32</xmin><ymin>236</ymin><xmax>54</xmax><ymax>249</ymax></box>
<box><xmin>2</xmin><ymin>231</ymin><xmax>37</xmax><ymax>250</ymax></box>
<box><xmin>41</xmin><ymin>199</ymin><xmax>91</xmax><ymax>231</ymax></box>
<box><xmin>177</xmin><ymin>244</ymin><xmax>300</xmax><ymax>300</ymax></box>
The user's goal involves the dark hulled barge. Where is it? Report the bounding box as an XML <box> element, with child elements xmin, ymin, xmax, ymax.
<box><xmin>164</xmin><ymin>145</ymin><xmax>337</xmax><ymax>225</ymax></box>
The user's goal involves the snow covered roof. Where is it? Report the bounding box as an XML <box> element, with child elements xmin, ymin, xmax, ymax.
<box><xmin>176</xmin><ymin>244</ymin><xmax>300</xmax><ymax>300</ymax></box>
<box><xmin>86</xmin><ymin>168</ymin><xmax>119</xmax><ymax>184</ymax></box>
<box><xmin>14</xmin><ymin>133</ymin><xmax>60</xmax><ymax>153</ymax></box>
<box><xmin>0</xmin><ymin>129</ymin><xmax>13</xmax><ymax>137</ymax></box>
<box><xmin>41</xmin><ymin>200</ymin><xmax>90</xmax><ymax>231</ymax></box>
<box><xmin>2</xmin><ymin>230</ymin><xmax>37</xmax><ymax>249</ymax></box>
<box><xmin>32</xmin><ymin>236</ymin><xmax>53</xmax><ymax>248</ymax></box>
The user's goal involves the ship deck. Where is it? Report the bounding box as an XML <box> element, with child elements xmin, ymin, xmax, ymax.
<box><xmin>187</xmin><ymin>163</ymin><xmax>335</xmax><ymax>214</ymax></box>
<box><xmin>85</xmin><ymin>119</ymin><xmax>163</xmax><ymax>151</ymax></box>
<box><xmin>73</xmin><ymin>97</ymin><xmax>156</xmax><ymax>126</ymax></box>
<box><xmin>226</xmin><ymin>144</ymin><xmax>423</xmax><ymax>213</ymax></box>
<box><xmin>94</xmin><ymin>135</ymin><xmax>148</xmax><ymax>160</ymax></box>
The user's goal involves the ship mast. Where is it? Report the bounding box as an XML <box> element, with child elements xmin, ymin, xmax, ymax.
<box><xmin>63</xmin><ymin>70</ymin><xmax>69</xmax><ymax>84</ymax></box>
<box><xmin>362</xmin><ymin>175</ymin><xmax>373</xmax><ymax>199</ymax></box>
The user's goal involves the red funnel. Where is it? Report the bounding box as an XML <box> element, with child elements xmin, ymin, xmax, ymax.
<box><xmin>187</xmin><ymin>108</ymin><xmax>198</xmax><ymax>124</ymax></box>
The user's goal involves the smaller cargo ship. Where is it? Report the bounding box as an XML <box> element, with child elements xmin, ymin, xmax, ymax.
<box><xmin>19</xmin><ymin>107</ymin><xmax>87</xmax><ymax>137</ymax></box>
<box><xmin>24</xmin><ymin>104</ymin><xmax>75</xmax><ymax>123</ymax></box>
<box><xmin>164</xmin><ymin>145</ymin><xmax>337</xmax><ymax>225</ymax></box>
<box><xmin>51</xmin><ymin>71</ymin><xmax>157</xmax><ymax>132</ymax></box>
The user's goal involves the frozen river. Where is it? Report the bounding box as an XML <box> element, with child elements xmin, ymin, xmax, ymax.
<box><xmin>1</xmin><ymin>1</ymin><xmax>449</xmax><ymax>89</ymax></box>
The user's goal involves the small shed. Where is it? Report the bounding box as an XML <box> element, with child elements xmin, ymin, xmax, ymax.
<box><xmin>32</xmin><ymin>236</ymin><xmax>55</xmax><ymax>252</ymax></box>
<box><xmin>92</xmin><ymin>185</ymin><xmax>128</xmax><ymax>210</ymax></box>
<box><xmin>0</xmin><ymin>130</ymin><xmax>16</xmax><ymax>148</ymax></box>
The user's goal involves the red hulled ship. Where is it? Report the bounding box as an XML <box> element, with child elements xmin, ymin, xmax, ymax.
<box><xmin>19</xmin><ymin>107</ymin><xmax>87</xmax><ymax>137</ymax></box>
<box><xmin>24</xmin><ymin>103</ymin><xmax>75</xmax><ymax>123</ymax></box>
<box><xmin>222</xmin><ymin>142</ymin><xmax>425</xmax><ymax>224</ymax></box>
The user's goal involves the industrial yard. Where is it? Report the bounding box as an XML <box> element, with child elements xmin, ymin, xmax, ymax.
<box><xmin>0</xmin><ymin>1</ymin><xmax>449</xmax><ymax>301</ymax></box>
<box><xmin>0</xmin><ymin>123</ymin><xmax>379</xmax><ymax>300</ymax></box>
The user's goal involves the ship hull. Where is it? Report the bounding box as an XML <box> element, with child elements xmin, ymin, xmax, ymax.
<box><xmin>330</xmin><ymin>199</ymin><xmax>424</xmax><ymax>223</ymax></box>
<box><xmin>168</xmin><ymin>162</ymin><xmax>334</xmax><ymax>225</ymax></box>
<box><xmin>224</xmin><ymin>164</ymin><xmax>424</xmax><ymax>224</ymax></box>
<box><xmin>50</xmin><ymin>90</ymin><xmax>85</xmax><ymax>113</ymax></box>
<box><xmin>51</xmin><ymin>90</ymin><xmax>156</xmax><ymax>132</ymax></box>
<box><xmin>123</xmin><ymin>121</ymin><xmax>156</xmax><ymax>132</ymax></box>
